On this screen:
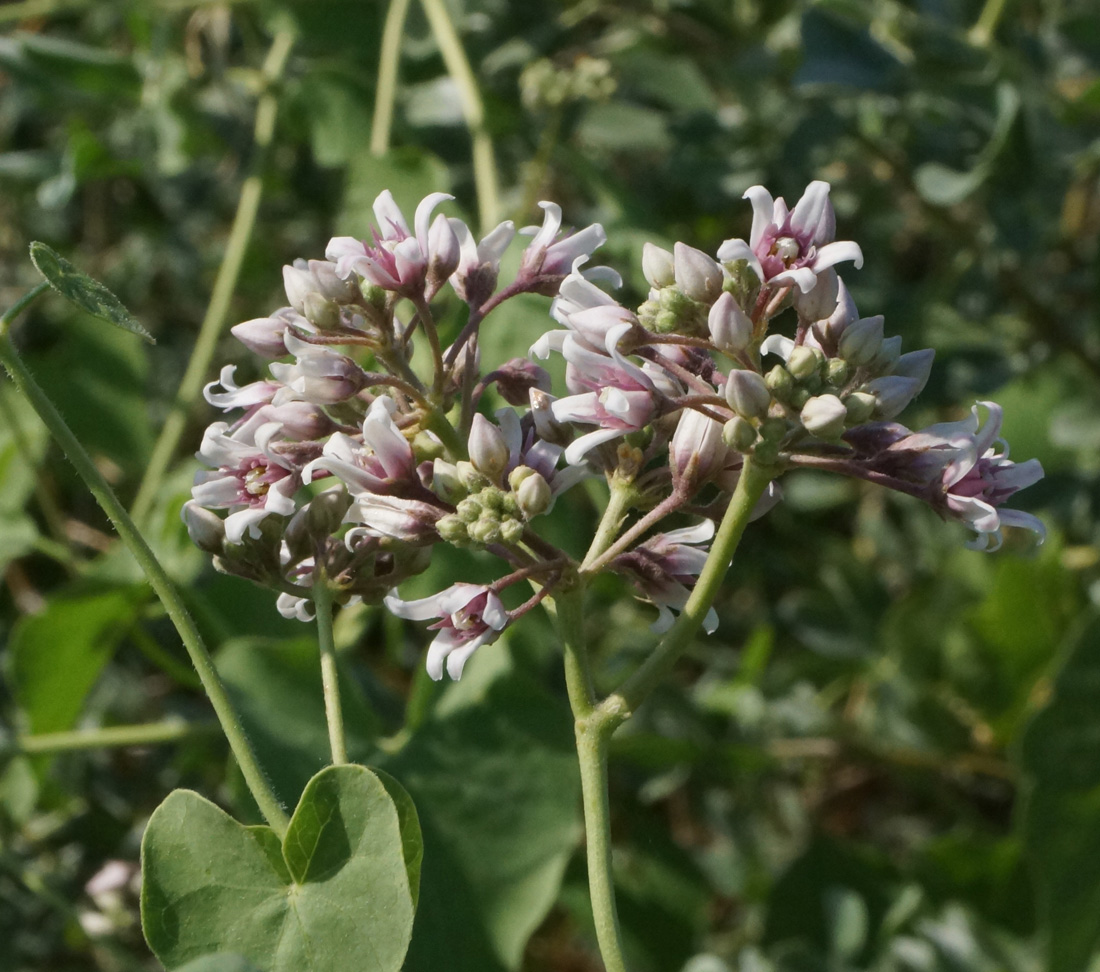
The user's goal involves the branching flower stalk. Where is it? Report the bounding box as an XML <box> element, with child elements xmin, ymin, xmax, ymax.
<box><xmin>182</xmin><ymin>182</ymin><xmax>1045</xmax><ymax>969</ymax></box>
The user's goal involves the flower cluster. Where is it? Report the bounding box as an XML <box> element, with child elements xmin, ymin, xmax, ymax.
<box><xmin>185</xmin><ymin>183</ymin><xmax>1045</xmax><ymax>680</ymax></box>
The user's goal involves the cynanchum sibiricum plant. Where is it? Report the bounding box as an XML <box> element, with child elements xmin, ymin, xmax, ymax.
<box><xmin>178</xmin><ymin>181</ymin><xmax>1045</xmax><ymax>969</ymax></box>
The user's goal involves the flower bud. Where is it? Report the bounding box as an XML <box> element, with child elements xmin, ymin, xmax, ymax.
<box><xmin>673</xmin><ymin>242</ymin><xmax>724</xmax><ymax>302</ymax></box>
<box><xmin>456</xmin><ymin>496</ymin><xmax>482</xmax><ymax>523</ymax></box>
<box><xmin>182</xmin><ymin>502</ymin><xmax>225</xmax><ymax>554</ymax></box>
<box><xmin>870</xmin><ymin>335</ymin><xmax>902</xmax><ymax>373</ymax></box>
<box><xmin>467</xmin><ymin>516</ymin><xmax>499</xmax><ymax>545</ymax></box>
<box><xmin>468</xmin><ymin>414</ymin><xmax>510</xmax><ymax>483</ymax></box>
<box><xmin>427</xmin><ymin>213</ymin><xmax>461</xmax><ymax>292</ymax></box>
<box><xmin>707</xmin><ymin>292</ymin><xmax>753</xmax><ymax>353</ymax></box>
<box><xmin>433</xmin><ymin>459</ymin><xmax>466</xmax><ymax>504</ymax></box>
<box><xmin>507</xmin><ymin>464</ymin><xmax>537</xmax><ymax>491</ymax></box>
<box><xmin>838</xmin><ymin>315</ymin><xmax>884</xmax><ymax>367</ymax></box>
<box><xmin>764</xmin><ymin>365</ymin><xmax>794</xmax><ymax>401</ymax></box>
<box><xmin>800</xmin><ymin>394</ymin><xmax>848</xmax><ymax>438</ymax></box>
<box><xmin>642</xmin><ymin>243</ymin><xmax>676</xmax><ymax>289</ymax></box>
<box><xmin>490</xmin><ymin>358</ymin><xmax>552</xmax><ymax>406</ymax></box>
<box><xmin>843</xmin><ymin>391</ymin><xmax>877</xmax><ymax>424</ymax></box>
<box><xmin>437</xmin><ymin>514</ymin><xmax>469</xmax><ymax>544</ymax></box>
<box><xmin>793</xmin><ymin>266</ymin><xmax>839</xmax><ymax>323</ymax></box>
<box><xmin>307</xmin><ymin>260</ymin><xmax>360</xmax><ymax>303</ymax></box>
<box><xmin>516</xmin><ymin>472</ymin><xmax>552</xmax><ymax>519</ymax></box>
<box><xmin>786</xmin><ymin>346</ymin><xmax>820</xmax><ymax>380</ymax></box>
<box><xmin>723</xmin><ymin>416</ymin><xmax>757</xmax><ymax>451</ymax></box>
<box><xmin>456</xmin><ymin>461</ymin><xmax>488</xmax><ymax>493</ymax></box>
<box><xmin>865</xmin><ymin>375</ymin><xmax>921</xmax><ymax>419</ymax></box>
<box><xmin>302</xmin><ymin>292</ymin><xmax>340</xmax><ymax>330</ymax></box>
<box><xmin>892</xmin><ymin>348</ymin><xmax>934</xmax><ymax>392</ymax></box>
<box><xmin>266</xmin><ymin>401</ymin><xmax>335</xmax><ymax>441</ymax></box>
<box><xmin>759</xmin><ymin>416</ymin><xmax>790</xmax><ymax>442</ymax></box>
<box><xmin>825</xmin><ymin>358</ymin><xmax>850</xmax><ymax>386</ymax></box>
<box><xmin>282</xmin><ymin>264</ymin><xmax>315</xmax><ymax>314</ymax></box>
<box><xmin>232</xmin><ymin>316</ymin><xmax>293</xmax><ymax>358</ymax></box>
<box><xmin>725</xmin><ymin>369</ymin><xmax>772</xmax><ymax>419</ymax></box>
<box><xmin>500</xmin><ymin>518</ymin><xmax>525</xmax><ymax>545</ymax></box>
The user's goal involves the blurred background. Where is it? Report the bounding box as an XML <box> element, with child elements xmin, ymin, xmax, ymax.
<box><xmin>0</xmin><ymin>0</ymin><xmax>1097</xmax><ymax>969</ymax></box>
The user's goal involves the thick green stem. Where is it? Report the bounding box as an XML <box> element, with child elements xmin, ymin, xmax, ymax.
<box><xmin>313</xmin><ymin>575</ymin><xmax>348</xmax><ymax>765</ymax></box>
<box><xmin>554</xmin><ymin>588</ymin><xmax>628</xmax><ymax>972</ymax></box>
<box><xmin>581</xmin><ymin>479</ymin><xmax>635</xmax><ymax>570</ymax></box>
<box><xmin>599</xmin><ymin>456</ymin><xmax>774</xmax><ymax>727</ymax></box>
<box><xmin>16</xmin><ymin>720</ymin><xmax>215</xmax><ymax>755</ymax></box>
<box><xmin>130</xmin><ymin>28</ymin><xmax>295</xmax><ymax>525</ymax></box>
<box><xmin>371</xmin><ymin>0</ymin><xmax>413</xmax><ymax>156</ymax></box>
<box><xmin>0</xmin><ymin>291</ymin><xmax>289</xmax><ymax>836</ymax></box>
<box><xmin>418</xmin><ymin>0</ymin><xmax>501</xmax><ymax>229</ymax></box>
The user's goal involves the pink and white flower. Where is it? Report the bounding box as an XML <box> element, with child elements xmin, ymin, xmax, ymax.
<box><xmin>519</xmin><ymin>201</ymin><xmax>606</xmax><ymax>279</ymax></box>
<box><xmin>717</xmin><ymin>181</ymin><xmax>863</xmax><ymax>294</ymax></box>
<box><xmin>384</xmin><ymin>582</ymin><xmax>510</xmax><ymax>680</ymax></box>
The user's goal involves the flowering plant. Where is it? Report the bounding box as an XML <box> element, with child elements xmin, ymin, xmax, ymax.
<box><xmin>168</xmin><ymin>182</ymin><xmax>1043</xmax><ymax>969</ymax></box>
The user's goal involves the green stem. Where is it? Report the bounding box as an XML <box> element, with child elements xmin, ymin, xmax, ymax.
<box><xmin>371</xmin><ymin>0</ymin><xmax>413</xmax><ymax>156</ymax></box>
<box><xmin>423</xmin><ymin>407</ymin><xmax>467</xmax><ymax>459</ymax></box>
<box><xmin>313</xmin><ymin>575</ymin><xmax>348</xmax><ymax>765</ymax></box>
<box><xmin>582</xmin><ymin>478</ymin><xmax>635</xmax><ymax>570</ymax></box>
<box><xmin>599</xmin><ymin>456</ymin><xmax>773</xmax><ymax>727</ymax></box>
<box><xmin>554</xmin><ymin>587</ymin><xmax>628</xmax><ymax>972</ymax></box>
<box><xmin>130</xmin><ymin>28</ymin><xmax>296</xmax><ymax>525</ymax></box>
<box><xmin>0</xmin><ymin>290</ymin><xmax>289</xmax><ymax>836</ymax></box>
<box><xmin>969</xmin><ymin>0</ymin><xmax>1011</xmax><ymax>46</ymax></box>
<box><xmin>15</xmin><ymin>720</ymin><xmax>215</xmax><ymax>755</ymax></box>
<box><xmin>418</xmin><ymin>0</ymin><xmax>501</xmax><ymax>230</ymax></box>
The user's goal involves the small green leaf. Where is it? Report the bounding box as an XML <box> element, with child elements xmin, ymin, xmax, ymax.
<box><xmin>28</xmin><ymin>242</ymin><xmax>154</xmax><ymax>343</ymax></box>
<box><xmin>374</xmin><ymin>767</ymin><xmax>424</xmax><ymax>910</ymax></box>
<box><xmin>141</xmin><ymin>764</ymin><xmax>417</xmax><ymax>972</ymax></box>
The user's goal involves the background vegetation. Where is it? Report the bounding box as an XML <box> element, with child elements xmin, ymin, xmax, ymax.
<box><xmin>0</xmin><ymin>0</ymin><xmax>1097</xmax><ymax>969</ymax></box>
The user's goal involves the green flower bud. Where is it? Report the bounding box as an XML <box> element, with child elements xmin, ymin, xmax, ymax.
<box><xmin>800</xmin><ymin>394</ymin><xmax>848</xmax><ymax>439</ymax></box>
<box><xmin>437</xmin><ymin>514</ymin><xmax>469</xmax><ymax>544</ymax></box>
<box><xmin>765</xmin><ymin>365</ymin><xmax>794</xmax><ymax>401</ymax></box>
<box><xmin>759</xmin><ymin>417</ymin><xmax>790</xmax><ymax>442</ymax></box>
<box><xmin>432</xmin><ymin>459</ymin><xmax>466</xmax><ymax>504</ymax></box>
<box><xmin>786</xmin><ymin>346</ymin><xmax>819</xmax><ymax>380</ymax></box>
<box><xmin>825</xmin><ymin>358</ymin><xmax>850</xmax><ymax>386</ymax></box>
<box><xmin>500</xmin><ymin>518</ymin><xmax>525</xmax><ymax>545</ymax></box>
<box><xmin>723</xmin><ymin>416</ymin><xmax>758</xmax><ymax>452</ymax></box>
<box><xmin>467</xmin><ymin>517</ymin><xmax>499</xmax><ymax>545</ymax></box>
<box><xmin>844</xmin><ymin>391</ymin><xmax>877</xmax><ymax>425</ymax></box>
<box><xmin>457</xmin><ymin>460</ymin><xmax>488</xmax><ymax>492</ymax></box>
<box><xmin>516</xmin><ymin>472</ymin><xmax>552</xmax><ymax>518</ymax></box>
<box><xmin>725</xmin><ymin>369</ymin><xmax>772</xmax><ymax>419</ymax></box>
<box><xmin>507</xmin><ymin>465</ymin><xmax>537</xmax><ymax>491</ymax></box>
<box><xmin>456</xmin><ymin>497</ymin><xmax>481</xmax><ymax>523</ymax></box>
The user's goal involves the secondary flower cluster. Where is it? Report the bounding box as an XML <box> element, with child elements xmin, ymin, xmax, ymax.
<box><xmin>184</xmin><ymin>183</ymin><xmax>1045</xmax><ymax>679</ymax></box>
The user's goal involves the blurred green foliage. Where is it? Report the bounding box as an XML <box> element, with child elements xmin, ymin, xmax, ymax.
<box><xmin>0</xmin><ymin>0</ymin><xmax>1097</xmax><ymax>969</ymax></box>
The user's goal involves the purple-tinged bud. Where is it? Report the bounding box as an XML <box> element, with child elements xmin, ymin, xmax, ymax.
<box><xmin>708</xmin><ymin>292</ymin><xmax>753</xmax><ymax>353</ymax></box>
<box><xmin>671</xmin><ymin>408</ymin><xmax>729</xmax><ymax>487</ymax></box>
<box><xmin>232</xmin><ymin>316</ymin><xmax>291</xmax><ymax>358</ymax></box>
<box><xmin>468</xmin><ymin>414</ymin><xmax>510</xmax><ymax>484</ymax></box>
<box><xmin>838</xmin><ymin>315</ymin><xmax>884</xmax><ymax>366</ymax></box>
<box><xmin>673</xmin><ymin>243</ymin><xmax>723</xmax><ymax>303</ymax></box>
<box><xmin>642</xmin><ymin>243</ymin><xmax>676</xmax><ymax>289</ymax></box>
<box><xmin>866</xmin><ymin>376</ymin><xmax>922</xmax><ymax>419</ymax></box>
<box><xmin>725</xmin><ymin>369</ymin><xmax>771</xmax><ymax>419</ymax></box>
<box><xmin>786</xmin><ymin>346</ymin><xmax>821</xmax><ymax>381</ymax></box>
<box><xmin>426</xmin><ymin>213</ymin><xmax>461</xmax><ymax>294</ymax></box>
<box><xmin>893</xmin><ymin>348</ymin><xmax>934</xmax><ymax>392</ymax></box>
<box><xmin>308</xmin><ymin>260</ymin><xmax>360</xmax><ymax>303</ymax></box>
<box><xmin>282</xmin><ymin>265</ymin><xmax>316</xmax><ymax>315</ymax></box>
<box><xmin>800</xmin><ymin>394</ymin><xmax>848</xmax><ymax>438</ymax></box>
<box><xmin>793</xmin><ymin>266</ymin><xmax>839</xmax><ymax>323</ymax></box>
<box><xmin>844</xmin><ymin>392</ymin><xmax>877</xmax><ymax>424</ymax></box>
<box><xmin>516</xmin><ymin>471</ymin><xmax>552</xmax><ymax>518</ymax></box>
<box><xmin>723</xmin><ymin>416</ymin><xmax>757</xmax><ymax>452</ymax></box>
<box><xmin>266</xmin><ymin>402</ymin><xmax>335</xmax><ymax>441</ymax></box>
<box><xmin>487</xmin><ymin>358</ymin><xmax>552</xmax><ymax>406</ymax></box>
<box><xmin>870</xmin><ymin>335</ymin><xmax>902</xmax><ymax>373</ymax></box>
<box><xmin>182</xmin><ymin>502</ymin><xmax>225</xmax><ymax>554</ymax></box>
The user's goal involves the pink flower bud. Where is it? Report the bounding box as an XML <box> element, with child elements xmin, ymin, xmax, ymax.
<box><xmin>673</xmin><ymin>242</ymin><xmax>724</xmax><ymax>302</ymax></box>
<box><xmin>725</xmin><ymin>369</ymin><xmax>771</xmax><ymax>419</ymax></box>
<box><xmin>642</xmin><ymin>243</ymin><xmax>676</xmax><ymax>289</ymax></box>
<box><xmin>671</xmin><ymin>408</ymin><xmax>729</xmax><ymax>488</ymax></box>
<box><xmin>469</xmin><ymin>413</ymin><xmax>510</xmax><ymax>483</ymax></box>
<box><xmin>181</xmin><ymin>501</ymin><xmax>225</xmax><ymax>554</ymax></box>
<box><xmin>231</xmin><ymin>315</ymin><xmax>292</xmax><ymax>358</ymax></box>
<box><xmin>708</xmin><ymin>292</ymin><xmax>753</xmax><ymax>353</ymax></box>
<box><xmin>282</xmin><ymin>264</ymin><xmax>315</xmax><ymax>314</ymax></box>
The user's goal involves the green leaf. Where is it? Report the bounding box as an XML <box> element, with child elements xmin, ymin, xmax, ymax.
<box><xmin>385</xmin><ymin>651</ymin><xmax>581</xmax><ymax>971</ymax></box>
<box><xmin>28</xmin><ymin>242</ymin><xmax>154</xmax><ymax>343</ymax></box>
<box><xmin>1020</xmin><ymin>616</ymin><xmax>1100</xmax><ymax>971</ymax></box>
<box><xmin>175</xmin><ymin>956</ymin><xmax>264</xmax><ymax>972</ymax></box>
<box><xmin>8</xmin><ymin>588</ymin><xmax>141</xmax><ymax>734</ymax></box>
<box><xmin>141</xmin><ymin>764</ymin><xmax>417</xmax><ymax>972</ymax></box>
<box><xmin>374</xmin><ymin>768</ymin><xmax>424</xmax><ymax>911</ymax></box>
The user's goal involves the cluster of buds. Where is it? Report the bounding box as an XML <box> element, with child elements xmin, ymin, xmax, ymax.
<box><xmin>185</xmin><ymin>182</ymin><xmax>1044</xmax><ymax>680</ymax></box>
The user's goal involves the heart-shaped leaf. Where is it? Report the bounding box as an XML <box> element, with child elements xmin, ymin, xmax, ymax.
<box><xmin>29</xmin><ymin>241</ymin><xmax>154</xmax><ymax>343</ymax></box>
<box><xmin>141</xmin><ymin>764</ymin><xmax>418</xmax><ymax>972</ymax></box>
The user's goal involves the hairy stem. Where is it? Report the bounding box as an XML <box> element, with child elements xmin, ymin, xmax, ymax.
<box><xmin>16</xmin><ymin>720</ymin><xmax>216</xmax><ymax>755</ymax></box>
<box><xmin>0</xmin><ymin>288</ymin><xmax>289</xmax><ymax>836</ymax></box>
<box><xmin>371</xmin><ymin>0</ymin><xmax>413</xmax><ymax>156</ymax></box>
<box><xmin>418</xmin><ymin>0</ymin><xmax>501</xmax><ymax>229</ymax></box>
<box><xmin>130</xmin><ymin>28</ymin><xmax>295</xmax><ymax>525</ymax></box>
<box><xmin>313</xmin><ymin>574</ymin><xmax>348</xmax><ymax>765</ymax></box>
<box><xmin>554</xmin><ymin>587</ymin><xmax>628</xmax><ymax>972</ymax></box>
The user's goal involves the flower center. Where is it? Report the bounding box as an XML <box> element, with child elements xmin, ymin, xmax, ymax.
<box><xmin>774</xmin><ymin>237</ymin><xmax>800</xmax><ymax>263</ymax></box>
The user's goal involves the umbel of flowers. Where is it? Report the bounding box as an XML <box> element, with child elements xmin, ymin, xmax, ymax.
<box><xmin>184</xmin><ymin>183</ymin><xmax>1045</xmax><ymax>680</ymax></box>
